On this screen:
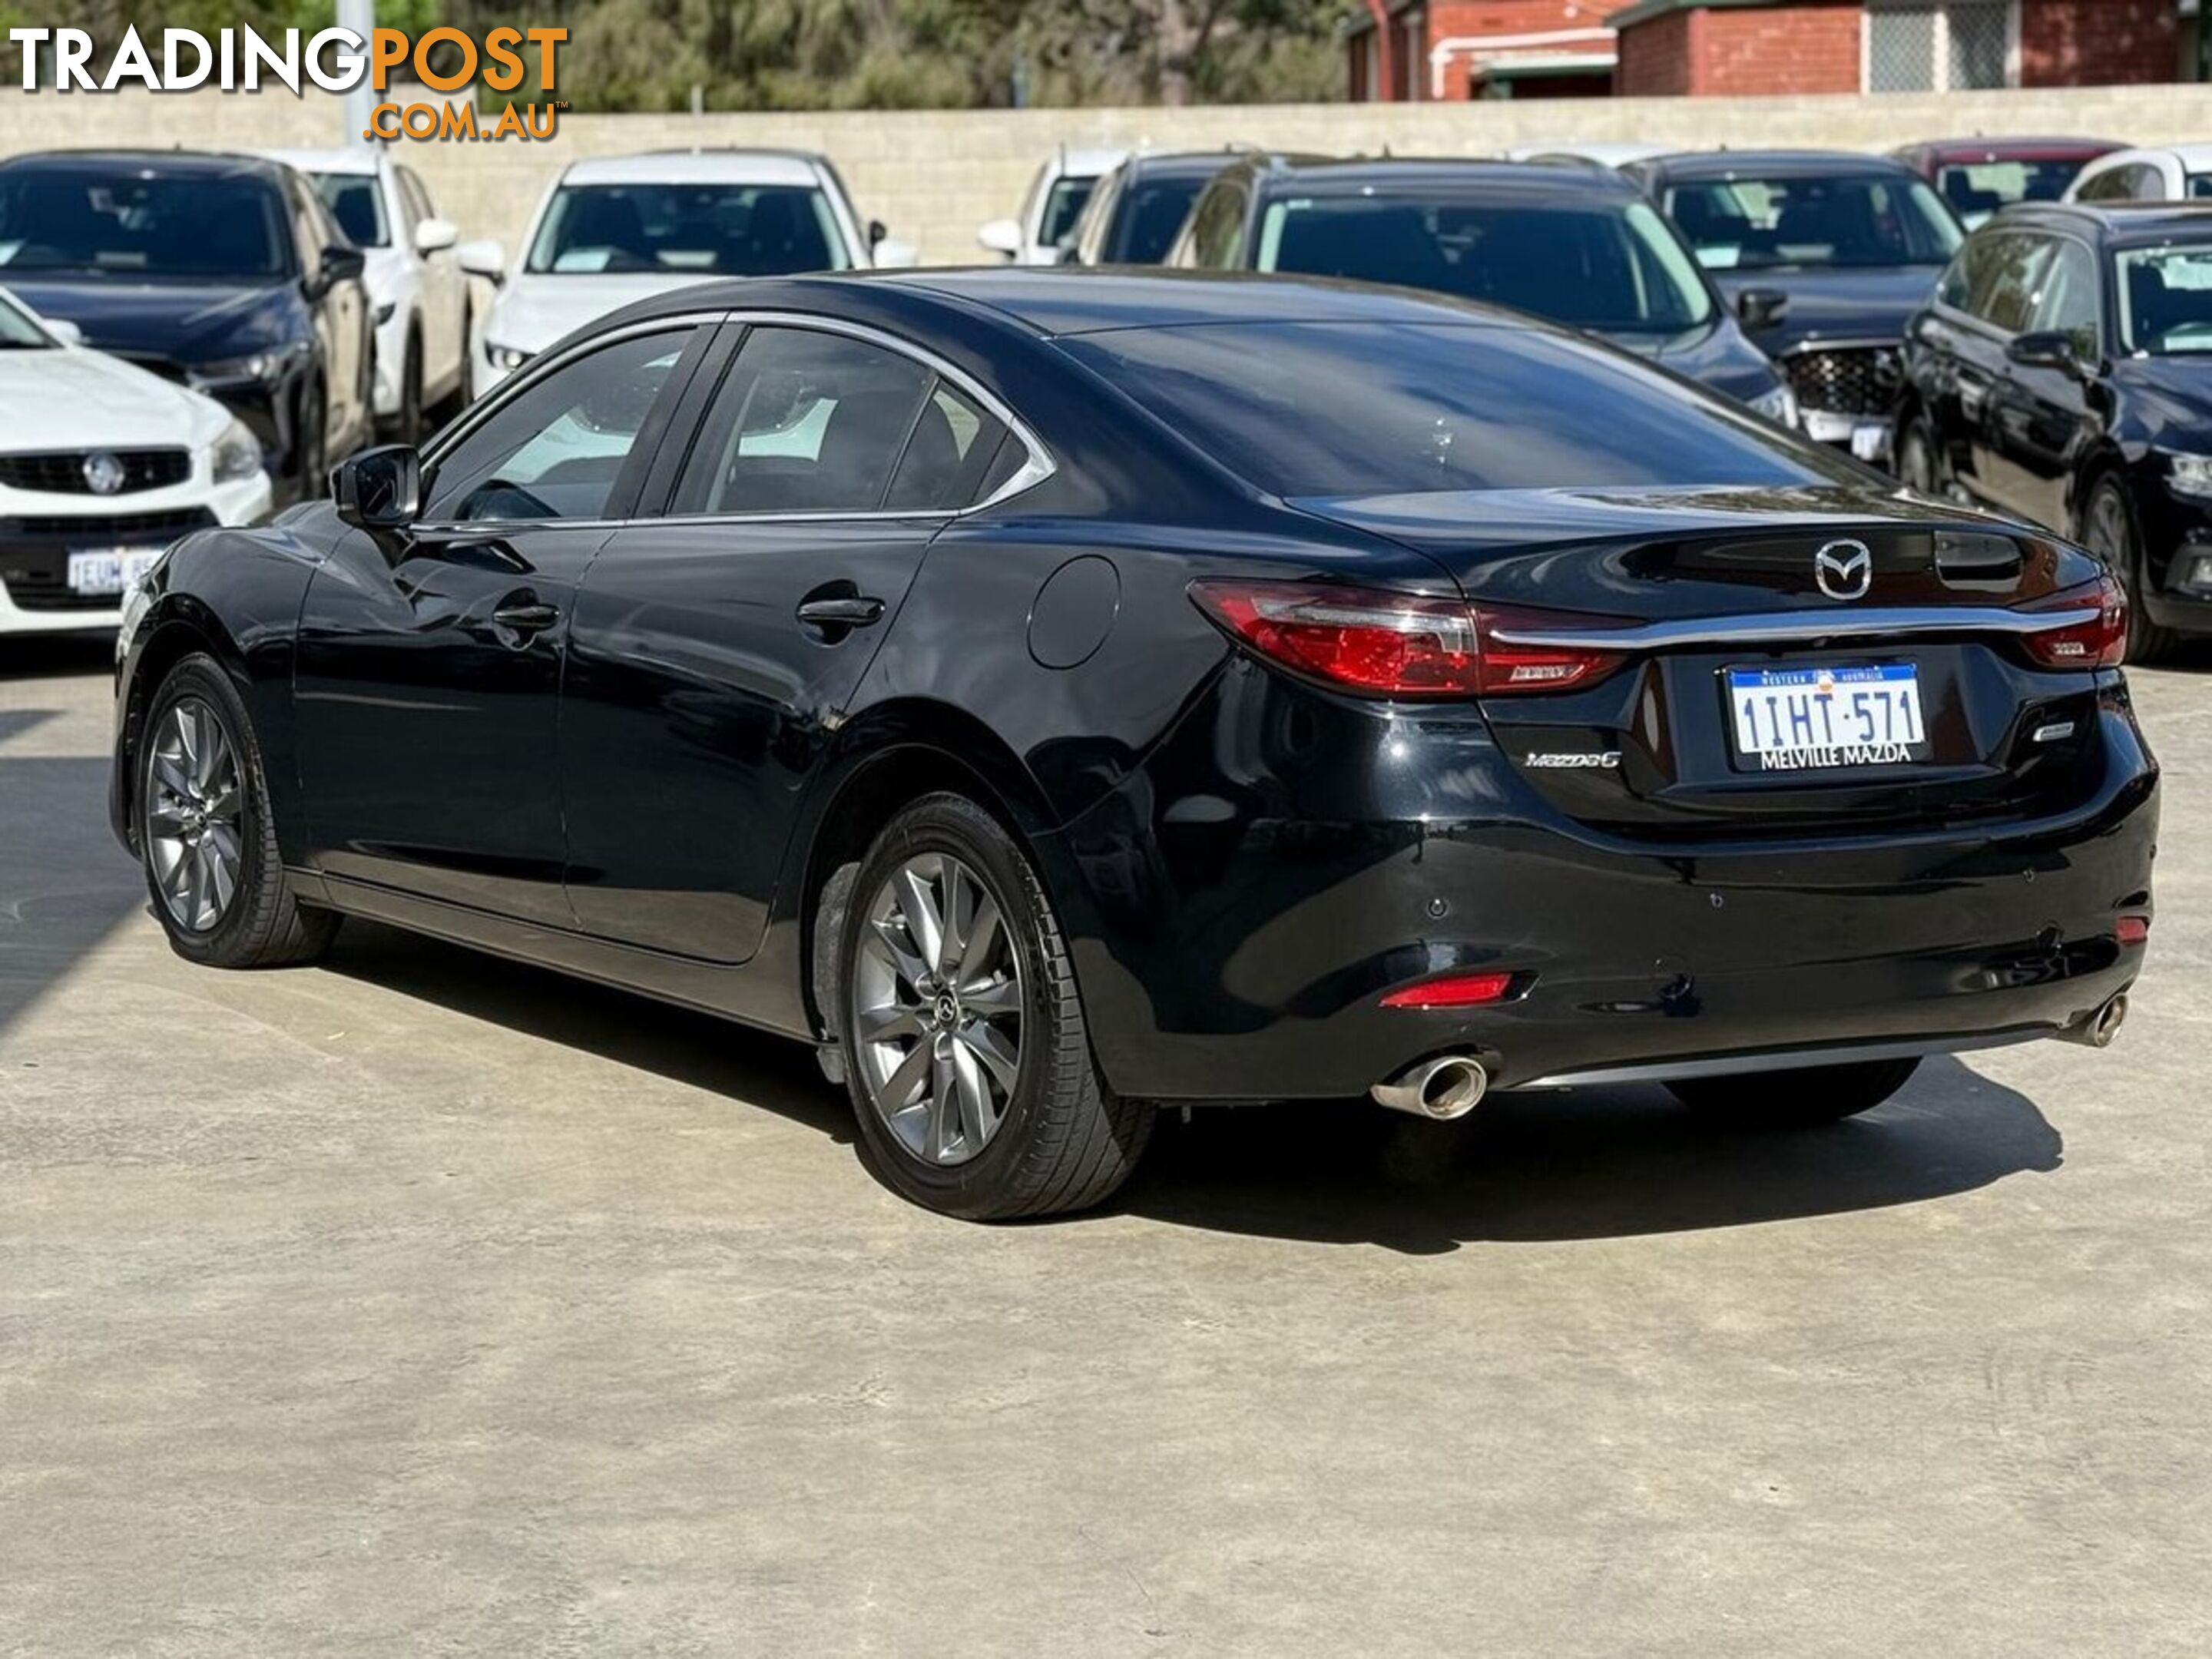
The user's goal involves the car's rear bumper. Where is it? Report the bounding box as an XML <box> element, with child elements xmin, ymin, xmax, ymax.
<box><xmin>1057</xmin><ymin>683</ymin><xmax>2157</xmax><ymax>1105</ymax></box>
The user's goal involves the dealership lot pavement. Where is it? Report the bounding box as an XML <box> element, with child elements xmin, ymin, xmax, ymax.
<box><xmin>3</xmin><ymin>636</ymin><xmax>2208</xmax><ymax>1656</ymax></box>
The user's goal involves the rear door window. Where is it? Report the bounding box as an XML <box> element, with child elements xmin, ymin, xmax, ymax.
<box><xmin>671</xmin><ymin>325</ymin><xmax>935</xmax><ymax>515</ymax></box>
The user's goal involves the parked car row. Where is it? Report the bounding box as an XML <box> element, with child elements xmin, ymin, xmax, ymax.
<box><xmin>0</xmin><ymin>141</ymin><xmax>919</xmax><ymax>643</ymax></box>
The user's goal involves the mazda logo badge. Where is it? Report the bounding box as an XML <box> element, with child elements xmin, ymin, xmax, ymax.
<box><xmin>1814</xmin><ymin>538</ymin><xmax>1873</xmax><ymax>602</ymax></box>
<box><xmin>81</xmin><ymin>451</ymin><xmax>126</xmax><ymax>496</ymax></box>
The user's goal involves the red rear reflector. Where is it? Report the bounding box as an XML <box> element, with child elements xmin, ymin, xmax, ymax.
<box><xmin>1379</xmin><ymin>970</ymin><xmax>1518</xmax><ymax>1009</ymax></box>
<box><xmin>2116</xmin><ymin>916</ymin><xmax>2151</xmax><ymax>946</ymax></box>
<box><xmin>2020</xmin><ymin>574</ymin><xmax>2128</xmax><ymax>670</ymax></box>
<box><xmin>1188</xmin><ymin>581</ymin><xmax>1627</xmax><ymax>698</ymax></box>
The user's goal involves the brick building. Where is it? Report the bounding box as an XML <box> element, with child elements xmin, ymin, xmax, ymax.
<box><xmin>1347</xmin><ymin>0</ymin><xmax>2197</xmax><ymax>99</ymax></box>
<box><xmin>1345</xmin><ymin>2</ymin><xmax>1620</xmax><ymax>100</ymax></box>
<box><xmin>1609</xmin><ymin>0</ymin><xmax>2189</xmax><ymax>96</ymax></box>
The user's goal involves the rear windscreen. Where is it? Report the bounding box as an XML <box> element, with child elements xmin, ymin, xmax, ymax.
<box><xmin>1061</xmin><ymin>321</ymin><xmax>1834</xmax><ymax>497</ymax></box>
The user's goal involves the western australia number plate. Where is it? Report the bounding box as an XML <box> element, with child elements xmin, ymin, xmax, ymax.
<box><xmin>66</xmin><ymin>547</ymin><xmax>165</xmax><ymax>598</ymax></box>
<box><xmin>1727</xmin><ymin>664</ymin><xmax>1928</xmax><ymax>771</ymax></box>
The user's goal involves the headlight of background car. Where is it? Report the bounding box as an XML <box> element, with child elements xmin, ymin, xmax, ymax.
<box><xmin>2167</xmin><ymin>454</ymin><xmax>2212</xmax><ymax>498</ymax></box>
<box><xmin>189</xmin><ymin>344</ymin><xmax>307</xmax><ymax>386</ymax></box>
<box><xmin>1749</xmin><ymin>382</ymin><xmax>1800</xmax><ymax>428</ymax></box>
<box><xmin>208</xmin><ymin>418</ymin><xmax>263</xmax><ymax>484</ymax></box>
<box><xmin>484</xmin><ymin>342</ymin><xmax>532</xmax><ymax>373</ymax></box>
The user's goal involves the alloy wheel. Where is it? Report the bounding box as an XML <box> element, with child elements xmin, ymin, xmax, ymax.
<box><xmin>850</xmin><ymin>851</ymin><xmax>1024</xmax><ymax>1167</ymax></box>
<box><xmin>145</xmin><ymin>697</ymin><xmax>244</xmax><ymax>934</ymax></box>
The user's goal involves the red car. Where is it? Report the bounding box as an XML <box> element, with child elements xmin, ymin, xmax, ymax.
<box><xmin>1892</xmin><ymin>137</ymin><xmax>2126</xmax><ymax>229</ymax></box>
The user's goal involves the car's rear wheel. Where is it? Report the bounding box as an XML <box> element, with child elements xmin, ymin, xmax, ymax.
<box><xmin>836</xmin><ymin>793</ymin><xmax>1152</xmax><ymax>1220</ymax></box>
<box><xmin>138</xmin><ymin>654</ymin><xmax>339</xmax><ymax>969</ymax></box>
<box><xmin>1666</xmin><ymin>1057</ymin><xmax>1919</xmax><ymax>1127</ymax></box>
<box><xmin>2084</xmin><ymin>475</ymin><xmax>2184</xmax><ymax>665</ymax></box>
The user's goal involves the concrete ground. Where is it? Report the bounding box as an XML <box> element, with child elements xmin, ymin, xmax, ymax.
<box><xmin>2</xmin><ymin>635</ymin><xmax>2207</xmax><ymax>1657</ymax></box>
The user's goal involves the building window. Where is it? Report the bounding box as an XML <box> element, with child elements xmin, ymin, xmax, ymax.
<box><xmin>1866</xmin><ymin>0</ymin><xmax>2017</xmax><ymax>91</ymax></box>
<box><xmin>1400</xmin><ymin>11</ymin><xmax>1425</xmax><ymax>100</ymax></box>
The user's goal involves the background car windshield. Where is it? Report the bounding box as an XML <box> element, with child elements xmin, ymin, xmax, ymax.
<box><xmin>313</xmin><ymin>173</ymin><xmax>388</xmax><ymax>248</ymax></box>
<box><xmin>1255</xmin><ymin>195</ymin><xmax>1714</xmax><ymax>332</ymax></box>
<box><xmin>0</xmin><ymin>290</ymin><xmax>50</xmax><ymax>346</ymax></box>
<box><xmin>0</xmin><ymin>171</ymin><xmax>290</xmax><ymax>278</ymax></box>
<box><xmin>1936</xmin><ymin>160</ymin><xmax>2086</xmax><ymax>228</ymax></box>
<box><xmin>2117</xmin><ymin>246</ymin><xmax>2212</xmax><ymax>355</ymax></box>
<box><xmin>1664</xmin><ymin>174</ymin><xmax>1962</xmax><ymax>270</ymax></box>
<box><xmin>1039</xmin><ymin>177</ymin><xmax>1096</xmax><ymax>249</ymax></box>
<box><xmin>1064</xmin><ymin>321</ymin><xmax>1834</xmax><ymax>496</ymax></box>
<box><xmin>525</xmin><ymin>183</ymin><xmax>851</xmax><ymax>276</ymax></box>
<box><xmin>1111</xmin><ymin>177</ymin><xmax>1208</xmax><ymax>263</ymax></box>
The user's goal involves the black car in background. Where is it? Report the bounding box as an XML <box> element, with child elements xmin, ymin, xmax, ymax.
<box><xmin>108</xmin><ymin>270</ymin><xmax>2151</xmax><ymax>1220</ymax></box>
<box><xmin>1063</xmin><ymin>150</ymin><xmax>1246</xmax><ymax>267</ymax></box>
<box><xmin>1626</xmin><ymin>150</ymin><xmax>1964</xmax><ymax>460</ymax></box>
<box><xmin>1899</xmin><ymin>201</ymin><xmax>2212</xmax><ymax>661</ymax></box>
<box><xmin>0</xmin><ymin>150</ymin><xmax>375</xmax><ymax>505</ymax></box>
<box><xmin>1166</xmin><ymin>156</ymin><xmax>1797</xmax><ymax>420</ymax></box>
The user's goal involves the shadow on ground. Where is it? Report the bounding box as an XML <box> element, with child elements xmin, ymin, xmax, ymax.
<box><xmin>1</xmin><ymin>636</ymin><xmax>115</xmax><ymax>681</ymax></box>
<box><xmin>319</xmin><ymin>921</ymin><xmax>2061</xmax><ymax>1251</ymax></box>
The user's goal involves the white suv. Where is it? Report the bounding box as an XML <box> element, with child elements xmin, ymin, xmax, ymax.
<box><xmin>462</xmin><ymin>150</ymin><xmax>917</xmax><ymax>400</ymax></box>
<box><xmin>978</xmin><ymin>146</ymin><xmax>1128</xmax><ymax>265</ymax></box>
<box><xmin>0</xmin><ymin>288</ymin><xmax>270</xmax><ymax>638</ymax></box>
<box><xmin>256</xmin><ymin>147</ymin><xmax>472</xmax><ymax>442</ymax></box>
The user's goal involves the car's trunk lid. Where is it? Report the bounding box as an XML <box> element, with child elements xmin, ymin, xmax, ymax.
<box><xmin>1289</xmin><ymin>485</ymin><xmax>2113</xmax><ymax>837</ymax></box>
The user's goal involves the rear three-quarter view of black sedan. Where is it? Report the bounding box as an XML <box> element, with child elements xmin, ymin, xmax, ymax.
<box><xmin>106</xmin><ymin>270</ymin><xmax>2157</xmax><ymax>1220</ymax></box>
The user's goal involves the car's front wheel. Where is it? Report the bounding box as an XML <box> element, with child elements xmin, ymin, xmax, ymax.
<box><xmin>1666</xmin><ymin>1057</ymin><xmax>1919</xmax><ymax>1127</ymax></box>
<box><xmin>138</xmin><ymin>654</ymin><xmax>339</xmax><ymax>969</ymax></box>
<box><xmin>2083</xmin><ymin>474</ymin><xmax>2184</xmax><ymax>665</ymax></box>
<box><xmin>836</xmin><ymin>793</ymin><xmax>1152</xmax><ymax>1220</ymax></box>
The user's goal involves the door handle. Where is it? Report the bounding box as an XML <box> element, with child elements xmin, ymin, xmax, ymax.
<box><xmin>491</xmin><ymin>599</ymin><xmax>561</xmax><ymax>633</ymax></box>
<box><xmin>796</xmin><ymin>595</ymin><xmax>886</xmax><ymax>628</ymax></box>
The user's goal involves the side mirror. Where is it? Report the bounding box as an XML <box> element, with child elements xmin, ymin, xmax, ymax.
<box><xmin>333</xmin><ymin>444</ymin><xmax>422</xmax><ymax>531</ymax></box>
<box><xmin>39</xmin><ymin>315</ymin><xmax>83</xmax><ymax>346</ymax></box>
<box><xmin>1737</xmin><ymin>287</ymin><xmax>1790</xmax><ymax>333</ymax></box>
<box><xmin>306</xmin><ymin>243</ymin><xmax>366</xmax><ymax>298</ymax></box>
<box><xmin>976</xmin><ymin>217</ymin><xmax>1024</xmax><ymax>259</ymax></box>
<box><xmin>868</xmin><ymin>217</ymin><xmax>889</xmax><ymax>248</ymax></box>
<box><xmin>2008</xmin><ymin>329</ymin><xmax>2083</xmax><ymax>375</ymax></box>
<box><xmin>414</xmin><ymin>216</ymin><xmax>459</xmax><ymax>255</ymax></box>
<box><xmin>455</xmin><ymin>238</ymin><xmax>507</xmax><ymax>285</ymax></box>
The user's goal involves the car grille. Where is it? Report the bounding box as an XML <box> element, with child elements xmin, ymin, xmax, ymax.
<box><xmin>1780</xmin><ymin>346</ymin><xmax>1899</xmax><ymax>418</ymax></box>
<box><xmin>0</xmin><ymin>506</ymin><xmax>213</xmax><ymax>610</ymax></box>
<box><xmin>0</xmin><ymin>449</ymin><xmax>193</xmax><ymax>495</ymax></box>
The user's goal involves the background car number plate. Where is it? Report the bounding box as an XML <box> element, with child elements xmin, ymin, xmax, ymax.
<box><xmin>1727</xmin><ymin>664</ymin><xmax>1927</xmax><ymax>770</ymax></box>
<box><xmin>66</xmin><ymin>547</ymin><xmax>165</xmax><ymax>599</ymax></box>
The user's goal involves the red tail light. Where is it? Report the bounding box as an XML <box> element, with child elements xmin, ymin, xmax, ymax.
<box><xmin>1379</xmin><ymin>970</ymin><xmax>1519</xmax><ymax>1008</ymax></box>
<box><xmin>2116</xmin><ymin>916</ymin><xmax>2151</xmax><ymax>946</ymax></box>
<box><xmin>2020</xmin><ymin>574</ymin><xmax>2128</xmax><ymax>670</ymax></box>
<box><xmin>1188</xmin><ymin>581</ymin><xmax>1626</xmax><ymax>698</ymax></box>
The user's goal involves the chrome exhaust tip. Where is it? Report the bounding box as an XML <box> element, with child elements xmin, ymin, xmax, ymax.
<box><xmin>2061</xmin><ymin>993</ymin><xmax>2129</xmax><ymax>1048</ymax></box>
<box><xmin>1371</xmin><ymin>1055</ymin><xmax>1489</xmax><ymax>1121</ymax></box>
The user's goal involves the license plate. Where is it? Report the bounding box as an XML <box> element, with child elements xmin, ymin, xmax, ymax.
<box><xmin>66</xmin><ymin>547</ymin><xmax>164</xmax><ymax>599</ymax></box>
<box><xmin>1727</xmin><ymin>664</ymin><xmax>1929</xmax><ymax>771</ymax></box>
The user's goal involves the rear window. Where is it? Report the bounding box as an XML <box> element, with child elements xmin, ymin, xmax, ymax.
<box><xmin>1061</xmin><ymin>321</ymin><xmax>1833</xmax><ymax>497</ymax></box>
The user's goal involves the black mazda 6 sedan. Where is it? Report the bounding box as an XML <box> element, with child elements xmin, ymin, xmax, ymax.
<box><xmin>1897</xmin><ymin>202</ymin><xmax>2212</xmax><ymax>661</ymax></box>
<box><xmin>108</xmin><ymin>270</ymin><xmax>2156</xmax><ymax>1219</ymax></box>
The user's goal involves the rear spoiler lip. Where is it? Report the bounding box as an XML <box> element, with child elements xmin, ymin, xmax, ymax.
<box><xmin>1488</xmin><ymin>604</ymin><xmax>2087</xmax><ymax>653</ymax></box>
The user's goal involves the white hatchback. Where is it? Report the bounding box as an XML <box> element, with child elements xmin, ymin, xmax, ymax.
<box><xmin>463</xmin><ymin>150</ymin><xmax>917</xmax><ymax>400</ymax></box>
<box><xmin>0</xmin><ymin>288</ymin><xmax>271</xmax><ymax>639</ymax></box>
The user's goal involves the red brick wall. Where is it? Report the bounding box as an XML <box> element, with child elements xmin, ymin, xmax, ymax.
<box><xmin>1616</xmin><ymin>4</ymin><xmax>1864</xmax><ymax>98</ymax></box>
<box><xmin>2019</xmin><ymin>0</ymin><xmax>2177</xmax><ymax>87</ymax></box>
<box><xmin>1426</xmin><ymin>0</ymin><xmax>1611</xmax><ymax>97</ymax></box>
<box><xmin>1615</xmin><ymin>9</ymin><xmax>1694</xmax><ymax>94</ymax></box>
<box><xmin>1691</xmin><ymin>0</ymin><xmax>1862</xmax><ymax>94</ymax></box>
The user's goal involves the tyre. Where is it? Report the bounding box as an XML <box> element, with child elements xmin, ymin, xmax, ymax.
<box><xmin>1667</xmin><ymin>1057</ymin><xmax>1919</xmax><ymax>1127</ymax></box>
<box><xmin>835</xmin><ymin>792</ymin><xmax>1153</xmax><ymax>1220</ymax></box>
<box><xmin>137</xmin><ymin>654</ymin><xmax>339</xmax><ymax>969</ymax></box>
<box><xmin>2083</xmin><ymin>475</ymin><xmax>2184</xmax><ymax>665</ymax></box>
